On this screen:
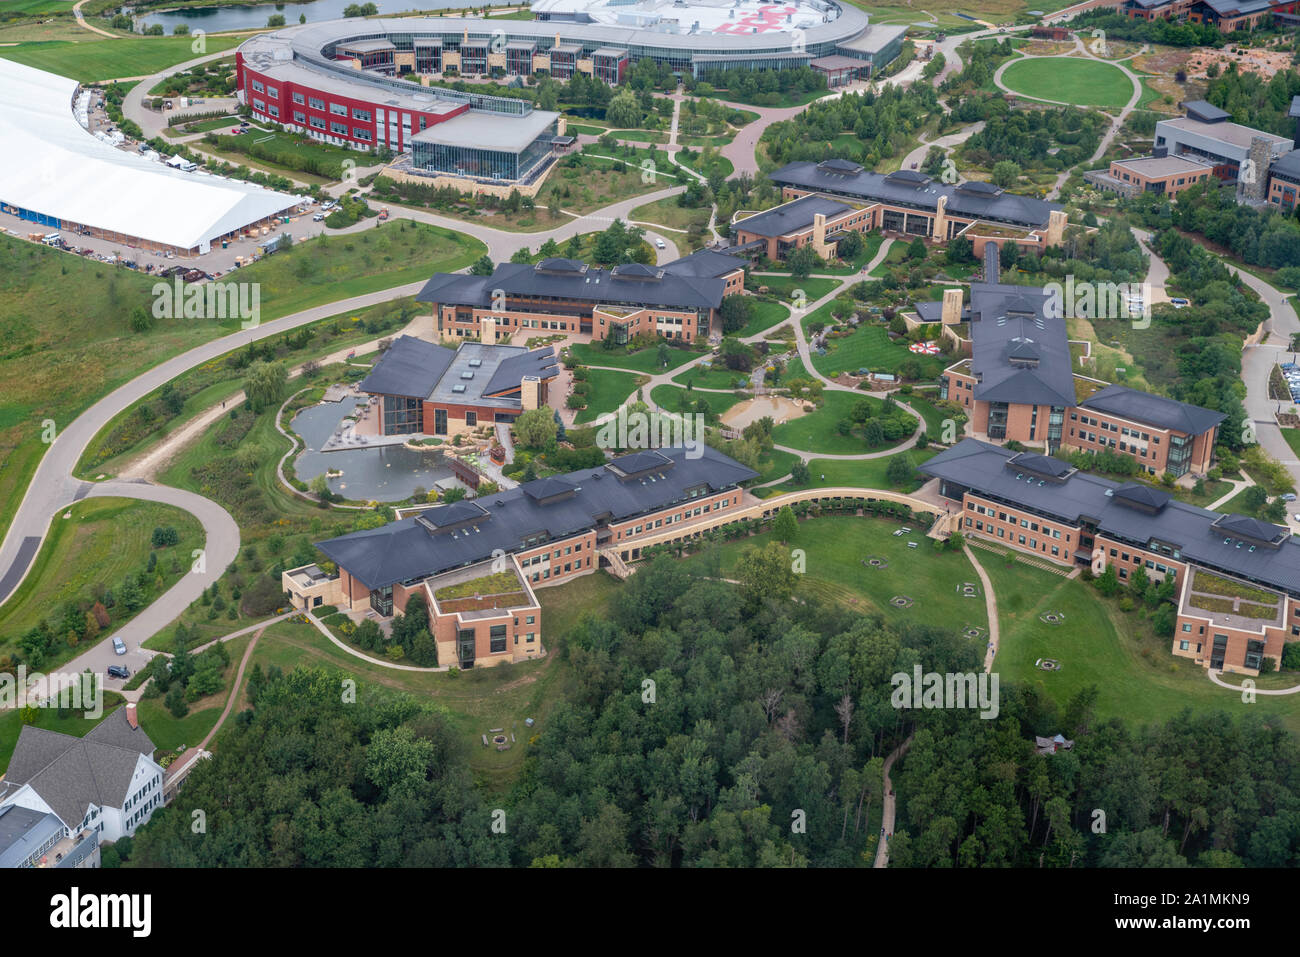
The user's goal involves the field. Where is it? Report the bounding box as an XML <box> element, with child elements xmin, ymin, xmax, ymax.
<box><xmin>765</xmin><ymin>447</ymin><xmax>938</xmax><ymax>494</ymax></box>
<box><xmin>689</xmin><ymin>516</ymin><xmax>988</xmax><ymax>635</ymax></box>
<box><xmin>568</xmin><ymin>342</ymin><xmax>700</xmax><ymax>374</ymax></box>
<box><xmin>573</xmin><ymin>368</ymin><xmax>646</xmax><ymax>424</ymax></box>
<box><xmin>630</xmin><ymin>195</ymin><xmax>711</xmax><ymax>235</ymax></box>
<box><xmin>0</xmin><ymin>498</ymin><xmax>203</xmax><ymax>670</ymax></box>
<box><xmin>981</xmin><ymin>555</ymin><xmax>1300</xmax><ymax>736</ymax></box>
<box><xmin>998</xmin><ymin>56</ymin><xmax>1135</xmax><ymax>110</ymax></box>
<box><xmin>0</xmin><ymin>35</ymin><xmax>244</xmax><ymax>82</ymax></box>
<box><xmin>770</xmin><ymin>391</ymin><xmax>914</xmax><ymax>455</ymax></box>
<box><xmin>0</xmin><ymin>222</ymin><xmax>482</xmax><ymax>545</ymax></box>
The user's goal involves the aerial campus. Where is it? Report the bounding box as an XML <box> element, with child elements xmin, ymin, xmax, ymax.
<box><xmin>1</xmin><ymin>0</ymin><xmax>1300</xmax><ymax>886</ymax></box>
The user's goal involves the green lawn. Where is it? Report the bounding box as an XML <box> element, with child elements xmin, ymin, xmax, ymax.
<box><xmin>767</xmin><ymin>447</ymin><xmax>938</xmax><ymax>494</ymax></box>
<box><xmin>771</xmin><ymin>391</ymin><xmax>916</xmax><ymax>455</ymax></box>
<box><xmin>999</xmin><ymin>56</ymin><xmax>1134</xmax><ymax>110</ymax></box>
<box><xmin>672</xmin><ymin>363</ymin><xmax>750</xmax><ymax>390</ymax></box>
<box><xmin>0</xmin><ymin>694</ymin><xmax>125</xmax><ymax>775</ymax></box>
<box><xmin>573</xmin><ymin>368</ymin><xmax>646</xmax><ymax>424</ymax></box>
<box><xmin>650</xmin><ymin>384</ymin><xmax>745</xmax><ymax>418</ymax></box>
<box><xmin>136</xmin><ymin>633</ymin><xmax>252</xmax><ymax>753</ymax></box>
<box><xmin>980</xmin><ymin>556</ymin><xmax>1300</xmax><ymax>736</ymax></box>
<box><xmin>749</xmin><ymin>275</ymin><xmax>840</xmax><ymax>302</ymax></box>
<box><xmin>0</xmin><ymin>222</ymin><xmax>482</xmax><ymax>544</ymax></box>
<box><xmin>751</xmin><ymin>447</ymin><xmax>801</xmax><ymax>485</ymax></box>
<box><xmin>630</xmin><ymin>195</ymin><xmax>711</xmax><ymax>234</ymax></box>
<box><xmin>735</xmin><ymin>298</ymin><xmax>792</xmax><ymax>339</ymax></box>
<box><xmin>0</xmin><ymin>35</ymin><xmax>244</xmax><ymax>82</ymax></box>
<box><xmin>692</xmin><ymin>516</ymin><xmax>987</xmax><ymax>635</ymax></box>
<box><xmin>568</xmin><ymin>342</ymin><xmax>701</xmax><ymax>374</ymax></box>
<box><xmin>1283</xmin><ymin>428</ymin><xmax>1300</xmax><ymax>459</ymax></box>
<box><xmin>0</xmin><ymin>498</ymin><xmax>203</xmax><ymax>672</ymax></box>
<box><xmin>812</xmin><ymin>324</ymin><xmax>947</xmax><ymax>380</ymax></box>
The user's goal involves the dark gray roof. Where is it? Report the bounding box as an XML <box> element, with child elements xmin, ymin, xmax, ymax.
<box><xmin>769</xmin><ymin>161</ymin><xmax>1060</xmax><ymax>229</ymax></box>
<box><xmin>922</xmin><ymin>439</ymin><xmax>1300</xmax><ymax>596</ymax></box>
<box><xmin>4</xmin><ymin>709</ymin><xmax>156</xmax><ymax>830</ymax></box>
<box><xmin>662</xmin><ymin>248</ymin><xmax>747</xmax><ymax>280</ymax></box>
<box><xmin>316</xmin><ymin>444</ymin><xmax>758</xmax><ymax>589</ymax></box>
<box><xmin>1271</xmin><ymin>150</ymin><xmax>1300</xmax><ymax>180</ymax></box>
<box><xmin>1182</xmin><ymin>99</ymin><xmax>1230</xmax><ymax>124</ymax></box>
<box><xmin>967</xmin><ymin>283</ymin><xmax>1076</xmax><ymax>408</ymax></box>
<box><xmin>734</xmin><ymin>195</ymin><xmax>852</xmax><ymax>238</ymax></box>
<box><xmin>483</xmin><ymin>347</ymin><xmax>560</xmax><ymax>396</ymax></box>
<box><xmin>359</xmin><ymin>335</ymin><xmax>455</xmax><ymax>399</ymax></box>
<box><xmin>1079</xmin><ymin>384</ymin><xmax>1225</xmax><ymax>436</ymax></box>
<box><xmin>1290</xmin><ymin>96</ymin><xmax>1300</xmax><ymax>119</ymax></box>
<box><xmin>416</xmin><ymin>260</ymin><xmax>726</xmax><ymax>311</ymax></box>
<box><xmin>0</xmin><ymin>805</ymin><xmax>65</xmax><ymax>869</ymax></box>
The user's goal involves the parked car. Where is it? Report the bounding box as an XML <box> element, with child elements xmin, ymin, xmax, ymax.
<box><xmin>312</xmin><ymin>213</ymin><xmax>325</xmax><ymax>222</ymax></box>
<box><xmin>655</xmin><ymin>238</ymin><xmax>665</xmax><ymax>249</ymax></box>
<box><xmin>107</xmin><ymin>665</ymin><xmax>130</xmax><ymax>680</ymax></box>
<box><xmin>112</xmin><ymin>636</ymin><xmax>127</xmax><ymax>655</ymax></box>
<box><xmin>1282</xmin><ymin>493</ymin><xmax>1297</xmax><ymax>502</ymax></box>
<box><xmin>1169</xmin><ymin>297</ymin><xmax>1189</xmax><ymax>307</ymax></box>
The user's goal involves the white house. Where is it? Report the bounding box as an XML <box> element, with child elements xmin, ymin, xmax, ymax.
<box><xmin>0</xmin><ymin>704</ymin><xmax>164</xmax><ymax>845</ymax></box>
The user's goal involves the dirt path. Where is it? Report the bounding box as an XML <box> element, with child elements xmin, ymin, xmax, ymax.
<box><xmin>196</xmin><ymin>624</ymin><xmax>265</xmax><ymax>751</ymax></box>
<box><xmin>873</xmin><ymin>733</ymin><xmax>913</xmax><ymax>868</ymax></box>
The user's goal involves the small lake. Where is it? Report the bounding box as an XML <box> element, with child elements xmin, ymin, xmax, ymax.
<box><xmin>135</xmin><ymin>0</ymin><xmax>470</xmax><ymax>34</ymax></box>
<box><xmin>291</xmin><ymin>395</ymin><xmax>457</xmax><ymax>503</ymax></box>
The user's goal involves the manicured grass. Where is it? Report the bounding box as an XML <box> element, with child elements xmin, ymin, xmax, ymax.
<box><xmin>204</xmin><ymin>128</ymin><xmax>361</xmax><ymax>179</ymax></box>
<box><xmin>650</xmin><ymin>384</ymin><xmax>745</xmax><ymax>418</ymax></box>
<box><xmin>812</xmin><ymin>323</ymin><xmax>947</xmax><ymax>379</ymax></box>
<box><xmin>174</xmin><ymin>115</ymin><xmax>241</xmax><ymax>134</ymax></box>
<box><xmin>568</xmin><ymin>342</ymin><xmax>701</xmax><ymax>374</ymax></box>
<box><xmin>770</xmin><ymin>391</ymin><xmax>915</xmax><ymax>455</ymax></box>
<box><xmin>1283</xmin><ymin>428</ymin><xmax>1300</xmax><ymax>459</ymax></box>
<box><xmin>0</xmin><ymin>35</ymin><xmax>244</xmax><ymax>82</ymax></box>
<box><xmin>692</xmin><ymin>516</ymin><xmax>986</xmax><ymax>634</ymax></box>
<box><xmin>136</xmin><ymin>633</ymin><xmax>252</xmax><ymax>753</ymax></box>
<box><xmin>749</xmin><ymin>275</ymin><xmax>840</xmax><ymax>301</ymax></box>
<box><xmin>905</xmin><ymin>395</ymin><xmax>954</xmax><ymax>438</ymax></box>
<box><xmin>0</xmin><ymin>694</ymin><xmax>125</xmax><ymax>775</ymax></box>
<box><xmin>672</xmin><ymin>363</ymin><xmax>750</xmax><ymax>390</ymax></box>
<box><xmin>768</xmin><ymin>447</ymin><xmax>938</xmax><ymax>494</ymax></box>
<box><xmin>999</xmin><ymin>56</ymin><xmax>1134</xmax><ymax>110</ymax></box>
<box><xmin>0</xmin><ymin>498</ymin><xmax>203</xmax><ymax>671</ymax></box>
<box><xmin>751</xmin><ymin>447</ymin><xmax>801</xmax><ymax>485</ymax></box>
<box><xmin>734</xmin><ymin>298</ymin><xmax>791</xmax><ymax>339</ymax></box>
<box><xmin>818</xmin><ymin>232</ymin><xmax>886</xmax><ymax>275</ymax></box>
<box><xmin>573</xmin><ymin>368</ymin><xmax>646</xmax><ymax>424</ymax></box>
<box><xmin>0</xmin><ymin>223</ymin><xmax>482</xmax><ymax>544</ymax></box>
<box><xmin>980</xmin><ymin>556</ymin><xmax>1300</xmax><ymax>736</ymax></box>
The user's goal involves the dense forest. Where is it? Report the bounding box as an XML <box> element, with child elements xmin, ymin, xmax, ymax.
<box><xmin>126</xmin><ymin>559</ymin><xmax>1300</xmax><ymax>867</ymax></box>
<box><xmin>761</xmin><ymin>85</ymin><xmax>940</xmax><ymax>170</ymax></box>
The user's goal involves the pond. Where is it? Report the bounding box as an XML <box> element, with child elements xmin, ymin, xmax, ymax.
<box><xmin>291</xmin><ymin>395</ymin><xmax>457</xmax><ymax>503</ymax></box>
<box><xmin>136</xmin><ymin>0</ymin><xmax>469</xmax><ymax>34</ymax></box>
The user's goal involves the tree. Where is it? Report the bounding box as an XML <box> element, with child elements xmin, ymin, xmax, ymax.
<box><xmin>773</xmin><ymin>506</ymin><xmax>798</xmax><ymax>544</ymax></box>
<box><xmin>907</xmin><ymin>237</ymin><xmax>927</xmax><ymax>261</ymax></box>
<box><xmin>886</xmin><ymin>454</ymin><xmax>914</xmax><ymax>487</ymax></box>
<box><xmin>514</xmin><ymin>407</ymin><xmax>558</xmax><ymax>450</ymax></box>
<box><xmin>1095</xmin><ymin>564</ymin><xmax>1119</xmax><ymax>596</ymax></box>
<box><xmin>606</xmin><ymin>89</ymin><xmax>641</xmax><ymax>129</ymax></box>
<box><xmin>790</xmin><ymin>461</ymin><xmax>811</xmax><ymax>486</ymax></box>
<box><xmin>719</xmin><ymin>294</ymin><xmax>755</xmax><ymax>334</ymax></box>
<box><xmin>787</xmin><ymin>244</ymin><xmax>819</xmax><ymax>279</ymax></box>
<box><xmin>469</xmin><ymin>254</ymin><xmax>495</xmax><ymax>276</ymax></box>
<box><xmin>736</xmin><ymin>541</ymin><xmax>797</xmax><ymax>605</ymax></box>
<box><xmin>244</xmin><ymin>361</ymin><xmax>287</xmax><ymax>413</ymax></box>
<box><xmin>991</xmin><ymin>160</ymin><xmax>1022</xmax><ymax>188</ymax></box>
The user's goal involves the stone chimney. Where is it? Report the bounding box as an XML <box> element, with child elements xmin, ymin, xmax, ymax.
<box><xmin>932</xmin><ymin>194</ymin><xmax>948</xmax><ymax>241</ymax></box>
<box><xmin>1046</xmin><ymin>209</ymin><xmax>1067</xmax><ymax>247</ymax></box>
<box><xmin>941</xmin><ymin>288</ymin><xmax>963</xmax><ymax>325</ymax></box>
<box><xmin>521</xmin><ymin>375</ymin><xmax>541</xmax><ymax>411</ymax></box>
<box><xmin>813</xmin><ymin>212</ymin><xmax>826</xmax><ymax>248</ymax></box>
<box><xmin>126</xmin><ymin>702</ymin><xmax>138</xmax><ymax>730</ymax></box>
<box><xmin>1236</xmin><ymin>135</ymin><xmax>1272</xmax><ymax>203</ymax></box>
<box><xmin>480</xmin><ymin>314</ymin><xmax>496</xmax><ymax>344</ymax></box>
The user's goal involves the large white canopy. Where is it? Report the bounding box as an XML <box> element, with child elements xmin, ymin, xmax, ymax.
<box><xmin>0</xmin><ymin>59</ymin><xmax>301</xmax><ymax>251</ymax></box>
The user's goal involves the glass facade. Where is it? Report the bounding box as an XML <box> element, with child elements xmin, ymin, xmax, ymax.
<box><xmin>410</xmin><ymin>118</ymin><xmax>558</xmax><ymax>182</ymax></box>
<box><xmin>382</xmin><ymin>395</ymin><xmax>424</xmax><ymax>435</ymax></box>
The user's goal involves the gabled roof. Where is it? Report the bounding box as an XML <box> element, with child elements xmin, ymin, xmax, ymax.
<box><xmin>1112</xmin><ymin>481</ymin><xmax>1172</xmax><ymax>512</ymax></box>
<box><xmin>417</xmin><ymin>261</ymin><xmax>726</xmax><ymax>311</ymax></box>
<box><xmin>733</xmin><ymin>195</ymin><xmax>852</xmax><ymax>238</ymax></box>
<box><xmin>482</xmin><ymin>347</ymin><xmax>560</xmax><ymax>396</ymax></box>
<box><xmin>922</xmin><ymin>439</ymin><xmax>1300</xmax><ymax>596</ymax></box>
<box><xmin>3</xmin><ymin>709</ymin><xmax>156</xmax><ymax>830</ymax></box>
<box><xmin>1079</xmin><ymin>384</ymin><xmax>1225</xmax><ymax>436</ymax></box>
<box><xmin>358</xmin><ymin>335</ymin><xmax>456</xmax><ymax>399</ymax></box>
<box><xmin>967</xmin><ymin>284</ymin><xmax>1076</xmax><ymax>408</ymax></box>
<box><xmin>1182</xmin><ymin>99</ymin><xmax>1230</xmax><ymax>124</ymax></box>
<box><xmin>662</xmin><ymin>248</ymin><xmax>746</xmax><ymax>280</ymax></box>
<box><xmin>316</xmin><ymin>445</ymin><xmax>758</xmax><ymax>589</ymax></box>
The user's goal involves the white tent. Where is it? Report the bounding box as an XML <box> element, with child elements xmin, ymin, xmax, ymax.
<box><xmin>0</xmin><ymin>59</ymin><xmax>301</xmax><ymax>252</ymax></box>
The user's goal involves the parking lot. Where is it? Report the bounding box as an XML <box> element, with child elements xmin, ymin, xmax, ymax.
<box><xmin>1282</xmin><ymin>361</ymin><xmax>1300</xmax><ymax>404</ymax></box>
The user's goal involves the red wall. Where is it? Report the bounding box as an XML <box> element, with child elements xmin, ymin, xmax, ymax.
<box><xmin>237</xmin><ymin>54</ymin><xmax>469</xmax><ymax>151</ymax></box>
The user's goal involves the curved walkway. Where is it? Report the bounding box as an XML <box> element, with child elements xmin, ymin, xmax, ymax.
<box><xmin>1207</xmin><ymin>669</ymin><xmax>1300</xmax><ymax>695</ymax></box>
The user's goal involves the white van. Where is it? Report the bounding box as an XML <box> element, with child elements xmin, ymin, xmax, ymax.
<box><xmin>655</xmin><ymin>238</ymin><xmax>666</xmax><ymax>249</ymax></box>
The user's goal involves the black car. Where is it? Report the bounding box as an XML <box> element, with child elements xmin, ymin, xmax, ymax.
<box><xmin>107</xmin><ymin>665</ymin><xmax>130</xmax><ymax>680</ymax></box>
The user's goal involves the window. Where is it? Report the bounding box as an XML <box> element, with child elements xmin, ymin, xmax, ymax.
<box><xmin>330</xmin><ymin>121</ymin><xmax>348</xmax><ymax>135</ymax></box>
<box><xmin>293</xmin><ymin>111</ymin><xmax>306</xmax><ymax>124</ymax></box>
<box><xmin>251</xmin><ymin>79</ymin><xmax>264</xmax><ymax>93</ymax></box>
<box><xmin>308</xmin><ymin>96</ymin><xmax>325</xmax><ymax>110</ymax></box>
<box><xmin>330</xmin><ymin>102</ymin><xmax>349</xmax><ymax>116</ymax></box>
<box><xmin>465</xmin><ymin>411</ymin><xmax>477</xmax><ymax>427</ymax></box>
<box><xmin>266</xmin><ymin>85</ymin><xmax>278</xmax><ymax>99</ymax></box>
<box><xmin>293</xmin><ymin>92</ymin><xmax>305</xmax><ymax>104</ymax></box>
<box><xmin>489</xmin><ymin>625</ymin><xmax>507</xmax><ymax>654</ymax></box>
<box><xmin>352</xmin><ymin>107</ymin><xmax>372</xmax><ymax>121</ymax></box>
<box><xmin>1179</xmin><ymin>640</ymin><xmax>1189</xmax><ymax>651</ymax></box>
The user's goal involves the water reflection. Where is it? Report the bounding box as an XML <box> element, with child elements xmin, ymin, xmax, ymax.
<box><xmin>137</xmin><ymin>0</ymin><xmax>468</xmax><ymax>34</ymax></box>
<box><xmin>291</xmin><ymin>395</ymin><xmax>455</xmax><ymax>502</ymax></box>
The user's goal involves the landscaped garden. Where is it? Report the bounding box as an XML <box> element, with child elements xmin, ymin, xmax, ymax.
<box><xmin>770</xmin><ymin>391</ymin><xmax>917</xmax><ymax>455</ymax></box>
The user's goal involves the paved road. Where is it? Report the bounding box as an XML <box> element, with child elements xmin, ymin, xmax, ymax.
<box><xmin>1237</xmin><ymin>267</ymin><xmax>1300</xmax><ymax>484</ymax></box>
<box><xmin>873</xmin><ymin>733</ymin><xmax>913</xmax><ymax>869</ymax></box>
